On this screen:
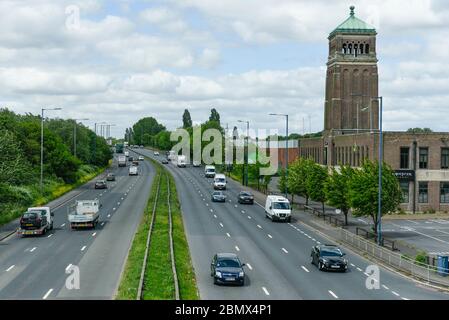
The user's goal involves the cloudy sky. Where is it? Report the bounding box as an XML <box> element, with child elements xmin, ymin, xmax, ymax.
<box><xmin>1</xmin><ymin>0</ymin><xmax>449</xmax><ymax>138</ymax></box>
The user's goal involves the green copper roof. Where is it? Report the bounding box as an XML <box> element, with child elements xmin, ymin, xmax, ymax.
<box><xmin>329</xmin><ymin>6</ymin><xmax>376</xmax><ymax>38</ymax></box>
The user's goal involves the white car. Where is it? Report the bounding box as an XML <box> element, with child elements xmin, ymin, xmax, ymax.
<box><xmin>265</xmin><ymin>195</ymin><xmax>291</xmax><ymax>222</ymax></box>
<box><xmin>205</xmin><ymin>165</ymin><xmax>216</xmax><ymax>178</ymax></box>
<box><xmin>193</xmin><ymin>160</ymin><xmax>201</xmax><ymax>167</ymax></box>
<box><xmin>129</xmin><ymin>166</ymin><xmax>138</xmax><ymax>176</ymax></box>
<box><xmin>154</xmin><ymin>151</ymin><xmax>160</xmax><ymax>156</ymax></box>
<box><xmin>213</xmin><ymin>174</ymin><xmax>227</xmax><ymax>190</ymax></box>
<box><xmin>138</xmin><ymin>156</ymin><xmax>144</xmax><ymax>161</ymax></box>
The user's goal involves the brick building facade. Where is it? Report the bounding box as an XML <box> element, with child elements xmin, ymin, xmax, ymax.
<box><xmin>298</xmin><ymin>6</ymin><xmax>449</xmax><ymax>213</ymax></box>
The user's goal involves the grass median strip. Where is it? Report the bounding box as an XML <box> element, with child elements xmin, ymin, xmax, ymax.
<box><xmin>116</xmin><ymin>157</ymin><xmax>198</xmax><ymax>300</ymax></box>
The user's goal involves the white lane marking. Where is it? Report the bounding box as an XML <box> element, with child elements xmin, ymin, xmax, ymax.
<box><xmin>206</xmin><ymin>203</ymin><xmax>209</xmax><ymax>206</ymax></box>
<box><xmin>210</xmin><ymin>209</ymin><xmax>213</xmax><ymax>212</ymax></box>
<box><xmin>281</xmin><ymin>248</ymin><xmax>289</xmax><ymax>254</ymax></box>
<box><xmin>234</xmin><ymin>205</ymin><xmax>238</xmax><ymax>208</ymax></box>
<box><xmin>241</xmin><ymin>210</ymin><xmax>245</xmax><ymax>214</ymax></box>
<box><xmin>121</xmin><ymin>198</ymin><xmax>124</xmax><ymax>200</ymax></box>
<box><xmin>401</xmin><ymin>297</ymin><xmax>410</xmax><ymax>300</ymax></box>
<box><xmin>350</xmin><ymin>263</ymin><xmax>355</xmax><ymax>267</ymax></box>
<box><xmin>301</xmin><ymin>266</ymin><xmax>310</xmax><ymax>273</ymax></box>
<box><xmin>92</xmin><ymin>232</ymin><xmax>97</xmax><ymax>237</ymax></box>
<box><xmin>268</xmin><ymin>234</ymin><xmax>273</xmax><ymax>239</ymax></box>
<box><xmin>382</xmin><ymin>285</ymin><xmax>389</xmax><ymax>290</ymax></box>
<box><xmin>226</xmin><ymin>233</ymin><xmax>231</xmax><ymax>238</ymax></box>
<box><xmin>328</xmin><ymin>290</ymin><xmax>338</xmax><ymax>299</ymax></box>
<box><xmin>81</xmin><ymin>246</ymin><xmax>87</xmax><ymax>251</ymax></box>
<box><xmin>235</xmin><ymin>246</ymin><xmax>240</xmax><ymax>252</ymax></box>
<box><xmin>30</xmin><ymin>247</ymin><xmax>37</xmax><ymax>252</ymax></box>
<box><xmin>246</xmin><ymin>263</ymin><xmax>253</xmax><ymax>270</ymax></box>
<box><xmin>356</xmin><ymin>267</ymin><xmax>363</xmax><ymax>272</ymax></box>
<box><xmin>247</xmin><ymin>216</ymin><xmax>252</xmax><ymax>219</ymax></box>
<box><xmin>61</xmin><ymin>223</ymin><xmax>65</xmax><ymax>227</ymax></box>
<box><xmin>107</xmin><ymin>214</ymin><xmax>111</xmax><ymax>218</ymax></box>
<box><xmin>392</xmin><ymin>291</ymin><xmax>400</xmax><ymax>297</ymax></box>
<box><xmin>65</xmin><ymin>264</ymin><xmax>72</xmax><ymax>271</ymax></box>
<box><xmin>101</xmin><ymin>222</ymin><xmax>105</xmax><ymax>226</ymax></box>
<box><xmin>6</xmin><ymin>265</ymin><xmax>14</xmax><ymax>272</ymax></box>
<box><xmin>219</xmin><ymin>223</ymin><xmax>224</xmax><ymax>228</ymax></box>
<box><xmin>113</xmin><ymin>208</ymin><xmax>116</xmax><ymax>211</ymax></box>
<box><xmin>42</xmin><ymin>289</ymin><xmax>53</xmax><ymax>300</ymax></box>
<box><xmin>214</xmin><ymin>215</ymin><xmax>217</xmax><ymax>218</ymax></box>
<box><xmin>257</xmin><ymin>225</ymin><xmax>262</xmax><ymax>229</ymax></box>
<box><xmin>47</xmin><ymin>234</ymin><xmax>53</xmax><ymax>238</ymax></box>
<box><xmin>316</xmin><ymin>241</ymin><xmax>321</xmax><ymax>244</ymax></box>
<box><xmin>117</xmin><ymin>202</ymin><xmax>121</xmax><ymax>205</ymax></box>
<box><xmin>262</xmin><ymin>287</ymin><xmax>270</xmax><ymax>296</ymax></box>
<box><xmin>406</xmin><ymin>220</ymin><xmax>419</xmax><ymax>225</ymax></box>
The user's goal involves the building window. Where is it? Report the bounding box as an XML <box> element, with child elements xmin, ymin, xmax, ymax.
<box><xmin>400</xmin><ymin>147</ymin><xmax>410</xmax><ymax>169</ymax></box>
<box><xmin>441</xmin><ymin>182</ymin><xmax>449</xmax><ymax>203</ymax></box>
<box><xmin>442</xmin><ymin>148</ymin><xmax>449</xmax><ymax>169</ymax></box>
<box><xmin>418</xmin><ymin>182</ymin><xmax>428</xmax><ymax>203</ymax></box>
<box><xmin>400</xmin><ymin>181</ymin><xmax>409</xmax><ymax>204</ymax></box>
<box><xmin>419</xmin><ymin>147</ymin><xmax>429</xmax><ymax>169</ymax></box>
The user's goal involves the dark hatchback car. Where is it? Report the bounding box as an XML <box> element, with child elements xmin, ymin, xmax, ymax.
<box><xmin>238</xmin><ymin>191</ymin><xmax>254</xmax><ymax>204</ymax></box>
<box><xmin>161</xmin><ymin>158</ymin><xmax>169</xmax><ymax>164</ymax></box>
<box><xmin>311</xmin><ymin>245</ymin><xmax>348</xmax><ymax>272</ymax></box>
<box><xmin>211</xmin><ymin>253</ymin><xmax>245</xmax><ymax>286</ymax></box>
<box><xmin>211</xmin><ymin>191</ymin><xmax>226</xmax><ymax>202</ymax></box>
<box><xmin>94</xmin><ymin>180</ymin><xmax>107</xmax><ymax>189</ymax></box>
<box><xmin>106</xmin><ymin>173</ymin><xmax>115</xmax><ymax>181</ymax></box>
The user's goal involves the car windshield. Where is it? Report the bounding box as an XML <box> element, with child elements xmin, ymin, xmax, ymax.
<box><xmin>215</xmin><ymin>178</ymin><xmax>225</xmax><ymax>183</ymax></box>
<box><xmin>320</xmin><ymin>248</ymin><xmax>343</xmax><ymax>257</ymax></box>
<box><xmin>273</xmin><ymin>202</ymin><xmax>290</xmax><ymax>210</ymax></box>
<box><xmin>213</xmin><ymin>192</ymin><xmax>223</xmax><ymax>196</ymax></box>
<box><xmin>241</xmin><ymin>192</ymin><xmax>252</xmax><ymax>196</ymax></box>
<box><xmin>217</xmin><ymin>258</ymin><xmax>240</xmax><ymax>268</ymax></box>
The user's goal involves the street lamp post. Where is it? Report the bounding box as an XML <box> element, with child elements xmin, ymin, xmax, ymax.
<box><xmin>238</xmin><ymin>120</ymin><xmax>250</xmax><ymax>186</ymax></box>
<box><xmin>269</xmin><ymin>113</ymin><xmax>289</xmax><ymax>198</ymax></box>
<box><xmin>376</xmin><ymin>96</ymin><xmax>383</xmax><ymax>246</ymax></box>
<box><xmin>40</xmin><ymin>108</ymin><xmax>62</xmax><ymax>193</ymax></box>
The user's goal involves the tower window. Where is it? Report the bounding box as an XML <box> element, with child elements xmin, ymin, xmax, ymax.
<box><xmin>365</xmin><ymin>44</ymin><xmax>369</xmax><ymax>54</ymax></box>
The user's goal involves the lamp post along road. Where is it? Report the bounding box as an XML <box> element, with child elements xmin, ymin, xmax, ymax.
<box><xmin>269</xmin><ymin>113</ymin><xmax>289</xmax><ymax>198</ymax></box>
<box><xmin>238</xmin><ymin>120</ymin><xmax>250</xmax><ymax>186</ymax></box>
<box><xmin>377</xmin><ymin>96</ymin><xmax>383</xmax><ymax>246</ymax></box>
<box><xmin>40</xmin><ymin>108</ymin><xmax>62</xmax><ymax>193</ymax></box>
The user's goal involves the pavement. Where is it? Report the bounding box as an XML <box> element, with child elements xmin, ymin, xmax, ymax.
<box><xmin>0</xmin><ymin>150</ymin><xmax>154</xmax><ymax>300</ymax></box>
<box><xmin>139</xmin><ymin>149</ymin><xmax>449</xmax><ymax>300</ymax></box>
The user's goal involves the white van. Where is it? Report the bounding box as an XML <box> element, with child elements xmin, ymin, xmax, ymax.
<box><xmin>129</xmin><ymin>166</ymin><xmax>138</xmax><ymax>176</ymax></box>
<box><xmin>213</xmin><ymin>174</ymin><xmax>227</xmax><ymax>190</ymax></box>
<box><xmin>177</xmin><ymin>155</ymin><xmax>187</xmax><ymax>167</ymax></box>
<box><xmin>205</xmin><ymin>165</ymin><xmax>216</xmax><ymax>178</ymax></box>
<box><xmin>265</xmin><ymin>195</ymin><xmax>291</xmax><ymax>222</ymax></box>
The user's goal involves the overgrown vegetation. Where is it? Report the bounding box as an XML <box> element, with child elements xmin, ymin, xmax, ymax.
<box><xmin>0</xmin><ymin>108</ymin><xmax>112</xmax><ymax>227</ymax></box>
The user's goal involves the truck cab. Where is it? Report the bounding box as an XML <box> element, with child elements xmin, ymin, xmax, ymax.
<box><xmin>18</xmin><ymin>207</ymin><xmax>54</xmax><ymax>236</ymax></box>
<box><xmin>129</xmin><ymin>166</ymin><xmax>138</xmax><ymax>176</ymax></box>
<box><xmin>265</xmin><ymin>196</ymin><xmax>292</xmax><ymax>222</ymax></box>
<box><xmin>68</xmin><ymin>200</ymin><xmax>101</xmax><ymax>229</ymax></box>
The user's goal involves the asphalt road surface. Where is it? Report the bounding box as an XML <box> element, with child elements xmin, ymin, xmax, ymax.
<box><xmin>0</xmin><ymin>151</ymin><xmax>154</xmax><ymax>300</ymax></box>
<box><xmin>138</xmin><ymin>149</ymin><xmax>449</xmax><ymax>300</ymax></box>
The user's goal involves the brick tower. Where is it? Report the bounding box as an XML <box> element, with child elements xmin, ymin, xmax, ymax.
<box><xmin>324</xmin><ymin>6</ymin><xmax>379</xmax><ymax>134</ymax></box>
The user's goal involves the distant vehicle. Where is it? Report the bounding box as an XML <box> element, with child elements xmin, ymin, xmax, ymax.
<box><xmin>128</xmin><ymin>156</ymin><xmax>134</xmax><ymax>162</ymax></box>
<box><xmin>168</xmin><ymin>150</ymin><xmax>176</xmax><ymax>161</ymax></box>
<box><xmin>18</xmin><ymin>207</ymin><xmax>54</xmax><ymax>237</ymax></box>
<box><xmin>211</xmin><ymin>191</ymin><xmax>226</xmax><ymax>202</ymax></box>
<box><xmin>213</xmin><ymin>174</ymin><xmax>227</xmax><ymax>190</ymax></box>
<box><xmin>129</xmin><ymin>166</ymin><xmax>138</xmax><ymax>176</ymax></box>
<box><xmin>94</xmin><ymin>180</ymin><xmax>107</xmax><ymax>189</ymax></box>
<box><xmin>139</xmin><ymin>145</ymin><xmax>144</xmax><ymax>148</ymax></box>
<box><xmin>118</xmin><ymin>155</ymin><xmax>127</xmax><ymax>167</ymax></box>
<box><xmin>211</xmin><ymin>253</ymin><xmax>245</xmax><ymax>286</ymax></box>
<box><xmin>193</xmin><ymin>160</ymin><xmax>201</xmax><ymax>167</ymax></box>
<box><xmin>154</xmin><ymin>151</ymin><xmax>160</xmax><ymax>156</ymax></box>
<box><xmin>311</xmin><ymin>245</ymin><xmax>348</xmax><ymax>272</ymax></box>
<box><xmin>106</xmin><ymin>173</ymin><xmax>115</xmax><ymax>181</ymax></box>
<box><xmin>132</xmin><ymin>160</ymin><xmax>139</xmax><ymax>166</ymax></box>
<box><xmin>176</xmin><ymin>155</ymin><xmax>187</xmax><ymax>167</ymax></box>
<box><xmin>124</xmin><ymin>142</ymin><xmax>129</xmax><ymax>147</ymax></box>
<box><xmin>68</xmin><ymin>200</ymin><xmax>101</xmax><ymax>229</ymax></box>
<box><xmin>138</xmin><ymin>156</ymin><xmax>144</xmax><ymax>161</ymax></box>
<box><xmin>124</xmin><ymin>151</ymin><xmax>129</xmax><ymax>157</ymax></box>
<box><xmin>115</xmin><ymin>143</ymin><xmax>124</xmax><ymax>154</ymax></box>
<box><xmin>265</xmin><ymin>195</ymin><xmax>291</xmax><ymax>222</ymax></box>
<box><xmin>205</xmin><ymin>165</ymin><xmax>216</xmax><ymax>178</ymax></box>
<box><xmin>161</xmin><ymin>159</ymin><xmax>169</xmax><ymax>164</ymax></box>
<box><xmin>238</xmin><ymin>191</ymin><xmax>254</xmax><ymax>204</ymax></box>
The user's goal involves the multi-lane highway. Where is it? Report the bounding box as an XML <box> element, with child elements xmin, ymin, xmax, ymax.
<box><xmin>0</xmin><ymin>152</ymin><xmax>154</xmax><ymax>300</ymax></box>
<box><xmin>139</xmin><ymin>148</ymin><xmax>449</xmax><ymax>300</ymax></box>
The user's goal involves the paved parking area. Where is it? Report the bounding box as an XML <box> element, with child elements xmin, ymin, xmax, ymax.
<box><xmin>356</xmin><ymin>217</ymin><xmax>449</xmax><ymax>256</ymax></box>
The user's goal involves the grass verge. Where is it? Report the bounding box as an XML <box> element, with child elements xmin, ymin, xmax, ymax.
<box><xmin>116</xmin><ymin>157</ymin><xmax>199</xmax><ymax>300</ymax></box>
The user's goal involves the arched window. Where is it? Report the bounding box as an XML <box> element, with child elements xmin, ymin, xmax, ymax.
<box><xmin>365</xmin><ymin>44</ymin><xmax>370</xmax><ymax>54</ymax></box>
<box><xmin>348</xmin><ymin>44</ymin><xmax>352</xmax><ymax>55</ymax></box>
<box><xmin>342</xmin><ymin>43</ymin><xmax>347</xmax><ymax>54</ymax></box>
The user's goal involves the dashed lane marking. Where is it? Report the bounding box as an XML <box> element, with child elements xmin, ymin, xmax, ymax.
<box><xmin>6</xmin><ymin>265</ymin><xmax>14</xmax><ymax>272</ymax></box>
<box><xmin>282</xmin><ymin>248</ymin><xmax>289</xmax><ymax>254</ymax></box>
<box><xmin>328</xmin><ymin>290</ymin><xmax>338</xmax><ymax>299</ymax></box>
<box><xmin>42</xmin><ymin>289</ymin><xmax>53</xmax><ymax>300</ymax></box>
<box><xmin>301</xmin><ymin>266</ymin><xmax>310</xmax><ymax>273</ymax></box>
<box><xmin>262</xmin><ymin>287</ymin><xmax>270</xmax><ymax>296</ymax></box>
<box><xmin>81</xmin><ymin>246</ymin><xmax>87</xmax><ymax>251</ymax></box>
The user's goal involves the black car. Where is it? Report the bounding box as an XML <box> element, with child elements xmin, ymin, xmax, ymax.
<box><xmin>106</xmin><ymin>173</ymin><xmax>115</xmax><ymax>181</ymax></box>
<box><xmin>211</xmin><ymin>191</ymin><xmax>226</xmax><ymax>202</ymax></box>
<box><xmin>94</xmin><ymin>180</ymin><xmax>107</xmax><ymax>189</ymax></box>
<box><xmin>311</xmin><ymin>245</ymin><xmax>348</xmax><ymax>272</ymax></box>
<box><xmin>161</xmin><ymin>158</ymin><xmax>169</xmax><ymax>164</ymax></box>
<box><xmin>238</xmin><ymin>191</ymin><xmax>254</xmax><ymax>204</ymax></box>
<box><xmin>128</xmin><ymin>156</ymin><xmax>134</xmax><ymax>162</ymax></box>
<box><xmin>211</xmin><ymin>253</ymin><xmax>245</xmax><ymax>286</ymax></box>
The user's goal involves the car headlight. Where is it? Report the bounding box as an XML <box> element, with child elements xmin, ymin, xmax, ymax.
<box><xmin>239</xmin><ymin>271</ymin><xmax>244</xmax><ymax>278</ymax></box>
<box><xmin>215</xmin><ymin>271</ymin><xmax>222</xmax><ymax>278</ymax></box>
<box><xmin>321</xmin><ymin>259</ymin><xmax>328</xmax><ymax>263</ymax></box>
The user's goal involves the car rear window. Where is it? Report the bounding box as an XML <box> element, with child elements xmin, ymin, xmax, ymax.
<box><xmin>23</xmin><ymin>212</ymin><xmax>39</xmax><ymax>219</ymax></box>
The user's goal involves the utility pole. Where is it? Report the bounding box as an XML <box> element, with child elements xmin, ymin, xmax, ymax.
<box><xmin>269</xmin><ymin>113</ymin><xmax>289</xmax><ymax>198</ymax></box>
<box><xmin>238</xmin><ymin>120</ymin><xmax>250</xmax><ymax>186</ymax></box>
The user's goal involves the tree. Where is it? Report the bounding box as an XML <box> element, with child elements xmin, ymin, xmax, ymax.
<box><xmin>306</xmin><ymin>162</ymin><xmax>328</xmax><ymax>213</ymax></box>
<box><xmin>288</xmin><ymin>158</ymin><xmax>313</xmax><ymax>204</ymax></box>
<box><xmin>348</xmin><ymin>160</ymin><xmax>402</xmax><ymax>235</ymax></box>
<box><xmin>324</xmin><ymin>165</ymin><xmax>354</xmax><ymax>225</ymax></box>
<box><xmin>407</xmin><ymin>128</ymin><xmax>433</xmax><ymax>133</ymax></box>
<box><xmin>278</xmin><ymin>168</ymin><xmax>289</xmax><ymax>195</ymax></box>
<box><xmin>209</xmin><ymin>108</ymin><xmax>220</xmax><ymax>124</ymax></box>
<box><xmin>182</xmin><ymin>109</ymin><xmax>192</xmax><ymax>129</ymax></box>
<box><xmin>0</xmin><ymin>130</ymin><xmax>31</xmax><ymax>184</ymax></box>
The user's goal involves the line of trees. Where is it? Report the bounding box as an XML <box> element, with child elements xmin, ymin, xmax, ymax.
<box><xmin>279</xmin><ymin>158</ymin><xmax>402</xmax><ymax>233</ymax></box>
